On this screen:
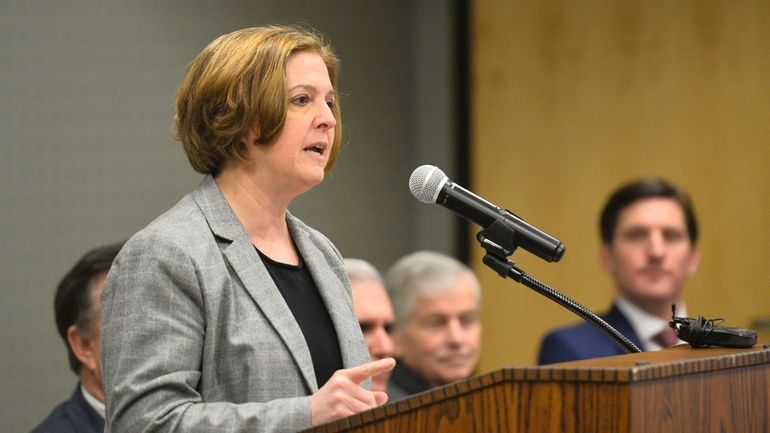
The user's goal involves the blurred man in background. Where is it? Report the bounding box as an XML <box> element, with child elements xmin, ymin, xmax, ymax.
<box><xmin>344</xmin><ymin>258</ymin><xmax>396</xmax><ymax>392</ymax></box>
<box><xmin>538</xmin><ymin>178</ymin><xmax>700</xmax><ymax>364</ymax></box>
<box><xmin>31</xmin><ymin>242</ymin><xmax>123</xmax><ymax>433</ymax></box>
<box><xmin>384</xmin><ymin>251</ymin><xmax>481</xmax><ymax>401</ymax></box>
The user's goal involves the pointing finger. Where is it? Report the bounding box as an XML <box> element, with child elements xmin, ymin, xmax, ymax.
<box><xmin>341</xmin><ymin>357</ymin><xmax>396</xmax><ymax>384</ymax></box>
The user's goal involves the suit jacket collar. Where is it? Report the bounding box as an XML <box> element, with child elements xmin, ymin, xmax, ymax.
<box><xmin>189</xmin><ymin>175</ymin><xmax>244</xmax><ymax>242</ymax></box>
<box><xmin>604</xmin><ymin>302</ymin><xmax>645</xmax><ymax>351</ymax></box>
<box><xmin>68</xmin><ymin>385</ymin><xmax>105</xmax><ymax>433</ymax></box>
<box><xmin>190</xmin><ymin>175</ymin><xmax>360</xmax><ymax>392</ymax></box>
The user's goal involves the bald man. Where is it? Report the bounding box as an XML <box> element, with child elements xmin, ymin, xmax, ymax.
<box><xmin>344</xmin><ymin>258</ymin><xmax>395</xmax><ymax>392</ymax></box>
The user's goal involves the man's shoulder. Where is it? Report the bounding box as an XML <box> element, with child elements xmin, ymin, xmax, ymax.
<box><xmin>538</xmin><ymin>320</ymin><xmax>610</xmax><ymax>358</ymax></box>
<box><xmin>538</xmin><ymin>307</ymin><xmax>635</xmax><ymax>364</ymax></box>
<box><xmin>386</xmin><ymin>360</ymin><xmax>433</xmax><ymax>402</ymax></box>
<box><xmin>29</xmin><ymin>389</ymin><xmax>103</xmax><ymax>433</ymax></box>
<box><xmin>544</xmin><ymin>319</ymin><xmax>609</xmax><ymax>341</ymax></box>
<box><xmin>30</xmin><ymin>399</ymin><xmax>73</xmax><ymax>433</ymax></box>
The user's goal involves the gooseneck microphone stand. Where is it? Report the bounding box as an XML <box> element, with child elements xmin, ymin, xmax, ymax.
<box><xmin>476</xmin><ymin>225</ymin><xmax>641</xmax><ymax>355</ymax></box>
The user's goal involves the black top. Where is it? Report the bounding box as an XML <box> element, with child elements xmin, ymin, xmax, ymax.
<box><xmin>259</xmin><ymin>250</ymin><xmax>343</xmax><ymax>388</ymax></box>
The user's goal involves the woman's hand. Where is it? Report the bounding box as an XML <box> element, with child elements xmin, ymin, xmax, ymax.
<box><xmin>310</xmin><ymin>357</ymin><xmax>396</xmax><ymax>426</ymax></box>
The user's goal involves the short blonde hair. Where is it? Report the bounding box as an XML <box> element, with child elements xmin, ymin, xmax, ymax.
<box><xmin>175</xmin><ymin>25</ymin><xmax>342</xmax><ymax>175</ymax></box>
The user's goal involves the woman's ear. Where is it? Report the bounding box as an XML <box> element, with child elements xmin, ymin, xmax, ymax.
<box><xmin>240</xmin><ymin>123</ymin><xmax>261</xmax><ymax>147</ymax></box>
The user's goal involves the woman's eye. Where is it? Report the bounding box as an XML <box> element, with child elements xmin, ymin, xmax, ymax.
<box><xmin>326</xmin><ymin>99</ymin><xmax>335</xmax><ymax>108</ymax></box>
<box><xmin>292</xmin><ymin>95</ymin><xmax>310</xmax><ymax>105</ymax></box>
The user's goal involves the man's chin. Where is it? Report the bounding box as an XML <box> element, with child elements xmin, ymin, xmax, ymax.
<box><xmin>434</xmin><ymin>367</ymin><xmax>474</xmax><ymax>385</ymax></box>
<box><xmin>627</xmin><ymin>278</ymin><xmax>679</xmax><ymax>297</ymax></box>
<box><xmin>637</xmin><ymin>287</ymin><xmax>678</xmax><ymax>302</ymax></box>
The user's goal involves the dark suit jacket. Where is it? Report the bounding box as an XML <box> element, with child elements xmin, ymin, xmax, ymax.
<box><xmin>101</xmin><ymin>175</ymin><xmax>369</xmax><ymax>433</ymax></box>
<box><xmin>537</xmin><ymin>303</ymin><xmax>644</xmax><ymax>365</ymax></box>
<box><xmin>30</xmin><ymin>385</ymin><xmax>104</xmax><ymax>433</ymax></box>
<box><xmin>385</xmin><ymin>360</ymin><xmax>432</xmax><ymax>402</ymax></box>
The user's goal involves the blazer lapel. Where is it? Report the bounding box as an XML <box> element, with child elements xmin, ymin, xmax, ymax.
<box><xmin>191</xmin><ymin>176</ymin><xmax>318</xmax><ymax>392</ymax></box>
<box><xmin>289</xmin><ymin>215</ymin><xmax>367</xmax><ymax>370</ymax></box>
<box><xmin>605</xmin><ymin>302</ymin><xmax>645</xmax><ymax>351</ymax></box>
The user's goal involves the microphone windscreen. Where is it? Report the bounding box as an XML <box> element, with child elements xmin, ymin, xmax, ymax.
<box><xmin>409</xmin><ymin>165</ymin><xmax>447</xmax><ymax>204</ymax></box>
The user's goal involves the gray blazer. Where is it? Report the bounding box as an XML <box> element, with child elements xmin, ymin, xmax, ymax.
<box><xmin>100</xmin><ymin>175</ymin><xmax>369</xmax><ymax>433</ymax></box>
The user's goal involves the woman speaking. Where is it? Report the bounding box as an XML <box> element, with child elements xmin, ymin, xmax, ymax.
<box><xmin>100</xmin><ymin>25</ymin><xmax>393</xmax><ymax>433</ymax></box>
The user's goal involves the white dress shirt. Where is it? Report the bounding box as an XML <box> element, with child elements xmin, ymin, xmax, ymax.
<box><xmin>615</xmin><ymin>296</ymin><xmax>685</xmax><ymax>351</ymax></box>
<box><xmin>80</xmin><ymin>384</ymin><xmax>105</xmax><ymax>419</ymax></box>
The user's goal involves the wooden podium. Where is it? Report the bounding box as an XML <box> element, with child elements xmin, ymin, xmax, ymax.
<box><xmin>305</xmin><ymin>345</ymin><xmax>770</xmax><ymax>433</ymax></box>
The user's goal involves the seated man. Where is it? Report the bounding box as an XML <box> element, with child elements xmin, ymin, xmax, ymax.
<box><xmin>384</xmin><ymin>251</ymin><xmax>481</xmax><ymax>401</ymax></box>
<box><xmin>538</xmin><ymin>178</ymin><xmax>700</xmax><ymax>364</ymax></box>
<box><xmin>344</xmin><ymin>258</ymin><xmax>396</xmax><ymax>392</ymax></box>
<box><xmin>31</xmin><ymin>242</ymin><xmax>123</xmax><ymax>433</ymax></box>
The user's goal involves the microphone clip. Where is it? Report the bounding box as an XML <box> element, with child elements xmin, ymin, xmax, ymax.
<box><xmin>476</xmin><ymin>219</ymin><xmax>518</xmax><ymax>257</ymax></box>
<box><xmin>476</xmin><ymin>223</ymin><xmax>524</xmax><ymax>281</ymax></box>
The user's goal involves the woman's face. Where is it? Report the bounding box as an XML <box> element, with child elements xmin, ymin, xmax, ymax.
<box><xmin>246</xmin><ymin>50</ymin><xmax>337</xmax><ymax>194</ymax></box>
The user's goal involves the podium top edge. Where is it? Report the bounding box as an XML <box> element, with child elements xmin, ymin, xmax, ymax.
<box><xmin>302</xmin><ymin>346</ymin><xmax>769</xmax><ymax>433</ymax></box>
<box><xmin>504</xmin><ymin>345</ymin><xmax>770</xmax><ymax>383</ymax></box>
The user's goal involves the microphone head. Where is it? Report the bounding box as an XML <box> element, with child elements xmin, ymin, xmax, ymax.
<box><xmin>409</xmin><ymin>165</ymin><xmax>448</xmax><ymax>204</ymax></box>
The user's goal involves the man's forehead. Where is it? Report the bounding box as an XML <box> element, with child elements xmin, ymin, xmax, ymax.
<box><xmin>412</xmin><ymin>288</ymin><xmax>479</xmax><ymax>315</ymax></box>
<box><xmin>616</xmin><ymin>197</ymin><xmax>687</xmax><ymax>229</ymax></box>
<box><xmin>351</xmin><ymin>279</ymin><xmax>388</xmax><ymax>297</ymax></box>
<box><xmin>352</xmin><ymin>280</ymin><xmax>393</xmax><ymax>314</ymax></box>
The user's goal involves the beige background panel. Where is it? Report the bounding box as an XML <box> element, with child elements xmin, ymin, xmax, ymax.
<box><xmin>472</xmin><ymin>0</ymin><xmax>770</xmax><ymax>371</ymax></box>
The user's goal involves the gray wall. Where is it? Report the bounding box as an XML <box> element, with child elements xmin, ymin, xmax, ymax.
<box><xmin>0</xmin><ymin>1</ymin><xmax>459</xmax><ymax>430</ymax></box>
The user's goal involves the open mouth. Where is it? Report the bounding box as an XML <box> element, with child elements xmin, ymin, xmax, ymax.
<box><xmin>304</xmin><ymin>144</ymin><xmax>326</xmax><ymax>155</ymax></box>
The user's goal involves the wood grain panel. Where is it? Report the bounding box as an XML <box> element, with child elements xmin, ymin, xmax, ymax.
<box><xmin>306</xmin><ymin>346</ymin><xmax>770</xmax><ymax>433</ymax></box>
<box><xmin>472</xmin><ymin>0</ymin><xmax>770</xmax><ymax>371</ymax></box>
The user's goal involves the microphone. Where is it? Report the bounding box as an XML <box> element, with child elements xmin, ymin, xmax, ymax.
<box><xmin>409</xmin><ymin>165</ymin><xmax>565</xmax><ymax>262</ymax></box>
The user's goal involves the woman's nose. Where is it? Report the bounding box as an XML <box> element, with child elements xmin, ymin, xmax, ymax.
<box><xmin>315</xmin><ymin>102</ymin><xmax>337</xmax><ymax>130</ymax></box>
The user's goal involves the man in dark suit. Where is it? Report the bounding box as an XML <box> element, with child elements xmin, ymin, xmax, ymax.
<box><xmin>31</xmin><ymin>242</ymin><xmax>123</xmax><ymax>433</ymax></box>
<box><xmin>538</xmin><ymin>178</ymin><xmax>701</xmax><ymax>364</ymax></box>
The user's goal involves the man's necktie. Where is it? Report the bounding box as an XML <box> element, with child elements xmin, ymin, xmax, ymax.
<box><xmin>652</xmin><ymin>328</ymin><xmax>679</xmax><ymax>348</ymax></box>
